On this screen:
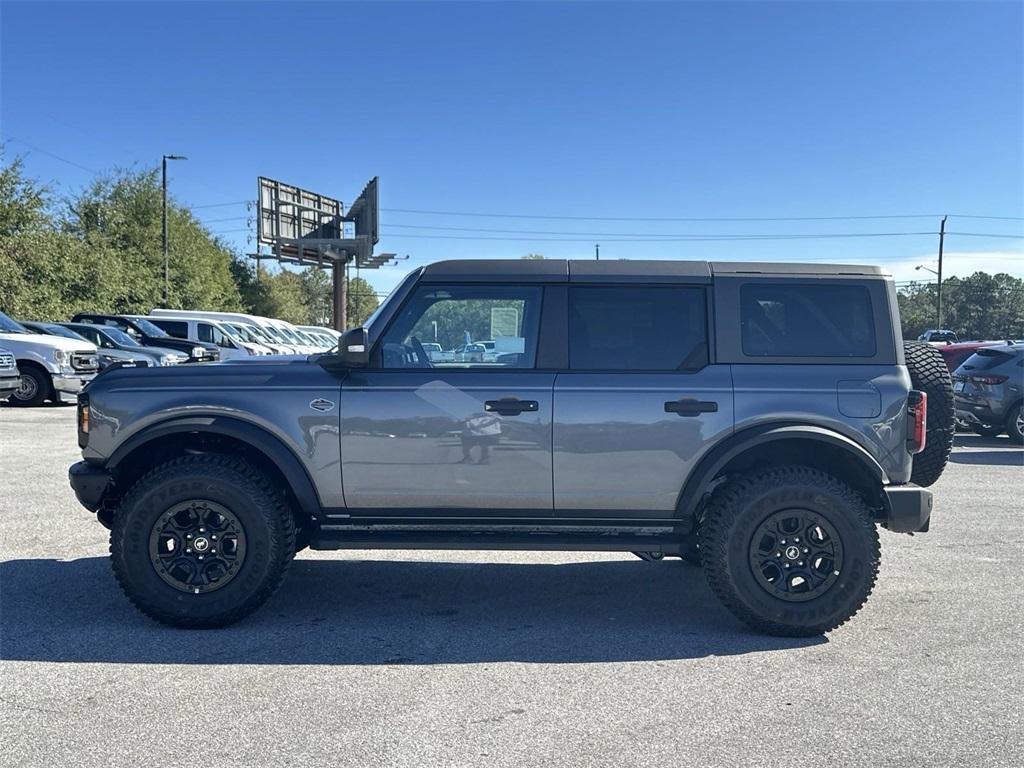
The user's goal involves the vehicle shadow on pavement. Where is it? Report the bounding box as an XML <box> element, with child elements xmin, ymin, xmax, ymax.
<box><xmin>0</xmin><ymin>556</ymin><xmax>824</xmax><ymax>665</ymax></box>
<box><xmin>950</xmin><ymin>434</ymin><xmax>1023</xmax><ymax>466</ymax></box>
<box><xmin>949</xmin><ymin>449</ymin><xmax>1023</xmax><ymax>466</ymax></box>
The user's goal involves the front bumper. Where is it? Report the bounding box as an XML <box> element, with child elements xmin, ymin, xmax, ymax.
<box><xmin>883</xmin><ymin>484</ymin><xmax>933</xmax><ymax>533</ymax></box>
<box><xmin>69</xmin><ymin>461</ymin><xmax>113</xmax><ymax>512</ymax></box>
<box><xmin>53</xmin><ymin>371</ymin><xmax>96</xmax><ymax>394</ymax></box>
<box><xmin>0</xmin><ymin>373</ymin><xmax>19</xmax><ymax>393</ymax></box>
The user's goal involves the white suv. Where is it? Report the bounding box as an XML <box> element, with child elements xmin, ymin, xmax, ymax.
<box><xmin>0</xmin><ymin>311</ymin><xmax>98</xmax><ymax>406</ymax></box>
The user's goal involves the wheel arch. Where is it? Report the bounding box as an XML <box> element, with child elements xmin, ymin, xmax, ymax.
<box><xmin>102</xmin><ymin>416</ymin><xmax>322</xmax><ymax>528</ymax></box>
<box><xmin>677</xmin><ymin>424</ymin><xmax>889</xmax><ymax>524</ymax></box>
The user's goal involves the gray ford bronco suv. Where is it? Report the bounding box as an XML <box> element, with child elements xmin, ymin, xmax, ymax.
<box><xmin>69</xmin><ymin>260</ymin><xmax>954</xmax><ymax>636</ymax></box>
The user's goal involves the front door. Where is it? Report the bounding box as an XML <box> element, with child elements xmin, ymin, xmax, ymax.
<box><xmin>553</xmin><ymin>284</ymin><xmax>733</xmax><ymax>517</ymax></box>
<box><xmin>340</xmin><ymin>283</ymin><xmax>554</xmax><ymax>513</ymax></box>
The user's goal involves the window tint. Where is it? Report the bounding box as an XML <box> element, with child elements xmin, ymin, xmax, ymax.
<box><xmin>741</xmin><ymin>283</ymin><xmax>876</xmax><ymax>358</ymax></box>
<box><xmin>380</xmin><ymin>285</ymin><xmax>542</xmax><ymax>369</ymax></box>
<box><xmin>198</xmin><ymin>323</ymin><xmax>231</xmax><ymax>347</ymax></box>
<box><xmin>961</xmin><ymin>348</ymin><xmax>1016</xmax><ymax>371</ymax></box>
<box><xmin>153</xmin><ymin>320</ymin><xmax>189</xmax><ymax>339</ymax></box>
<box><xmin>568</xmin><ymin>286</ymin><xmax>708</xmax><ymax>371</ymax></box>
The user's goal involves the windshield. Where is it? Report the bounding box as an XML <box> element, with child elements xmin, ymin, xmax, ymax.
<box><xmin>228</xmin><ymin>324</ymin><xmax>254</xmax><ymax>341</ymax></box>
<box><xmin>0</xmin><ymin>311</ymin><xmax>29</xmax><ymax>333</ymax></box>
<box><xmin>46</xmin><ymin>324</ymin><xmax>89</xmax><ymax>341</ymax></box>
<box><xmin>103</xmin><ymin>327</ymin><xmax>143</xmax><ymax>347</ymax></box>
<box><xmin>131</xmin><ymin>317</ymin><xmax>170</xmax><ymax>338</ymax></box>
<box><xmin>264</xmin><ymin>326</ymin><xmax>288</xmax><ymax>342</ymax></box>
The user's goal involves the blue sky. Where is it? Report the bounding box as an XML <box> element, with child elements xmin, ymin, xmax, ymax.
<box><xmin>2</xmin><ymin>1</ymin><xmax>1021</xmax><ymax>297</ymax></box>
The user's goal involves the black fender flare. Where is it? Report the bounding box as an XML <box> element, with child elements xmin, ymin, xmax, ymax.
<box><xmin>676</xmin><ymin>423</ymin><xmax>888</xmax><ymax>519</ymax></box>
<box><xmin>107</xmin><ymin>415</ymin><xmax>322</xmax><ymax>515</ymax></box>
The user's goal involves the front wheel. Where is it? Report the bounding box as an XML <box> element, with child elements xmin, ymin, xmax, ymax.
<box><xmin>9</xmin><ymin>365</ymin><xmax>50</xmax><ymax>407</ymax></box>
<box><xmin>110</xmin><ymin>455</ymin><xmax>296</xmax><ymax>628</ymax></box>
<box><xmin>700</xmin><ymin>466</ymin><xmax>880</xmax><ymax>637</ymax></box>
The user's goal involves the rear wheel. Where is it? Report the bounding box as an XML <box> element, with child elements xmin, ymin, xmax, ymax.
<box><xmin>904</xmin><ymin>342</ymin><xmax>954</xmax><ymax>487</ymax></box>
<box><xmin>9</xmin><ymin>364</ymin><xmax>50</xmax><ymax>407</ymax></box>
<box><xmin>1008</xmin><ymin>405</ymin><xmax>1024</xmax><ymax>445</ymax></box>
<box><xmin>110</xmin><ymin>454</ymin><xmax>296</xmax><ymax>627</ymax></box>
<box><xmin>700</xmin><ymin>466</ymin><xmax>880</xmax><ymax>636</ymax></box>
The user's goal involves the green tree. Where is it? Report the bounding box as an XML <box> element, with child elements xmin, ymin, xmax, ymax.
<box><xmin>347</xmin><ymin>275</ymin><xmax>379</xmax><ymax>328</ymax></box>
<box><xmin>898</xmin><ymin>272</ymin><xmax>1024</xmax><ymax>340</ymax></box>
<box><xmin>63</xmin><ymin>168</ymin><xmax>243</xmax><ymax>313</ymax></box>
<box><xmin>0</xmin><ymin>151</ymin><xmax>50</xmax><ymax>236</ymax></box>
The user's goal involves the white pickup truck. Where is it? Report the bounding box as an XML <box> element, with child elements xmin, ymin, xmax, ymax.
<box><xmin>0</xmin><ymin>311</ymin><xmax>99</xmax><ymax>406</ymax></box>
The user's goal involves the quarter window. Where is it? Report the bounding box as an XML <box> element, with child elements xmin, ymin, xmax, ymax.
<box><xmin>568</xmin><ymin>286</ymin><xmax>708</xmax><ymax>371</ymax></box>
<box><xmin>379</xmin><ymin>285</ymin><xmax>542</xmax><ymax>369</ymax></box>
<box><xmin>740</xmin><ymin>283</ymin><xmax>876</xmax><ymax>358</ymax></box>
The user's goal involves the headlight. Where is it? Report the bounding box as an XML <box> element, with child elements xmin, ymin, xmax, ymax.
<box><xmin>160</xmin><ymin>355</ymin><xmax>177</xmax><ymax>365</ymax></box>
<box><xmin>53</xmin><ymin>349</ymin><xmax>66</xmax><ymax>365</ymax></box>
<box><xmin>192</xmin><ymin>347</ymin><xmax>205</xmax><ymax>358</ymax></box>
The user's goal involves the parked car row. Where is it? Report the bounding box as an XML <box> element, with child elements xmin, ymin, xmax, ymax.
<box><xmin>0</xmin><ymin>307</ymin><xmax>340</xmax><ymax>406</ymax></box>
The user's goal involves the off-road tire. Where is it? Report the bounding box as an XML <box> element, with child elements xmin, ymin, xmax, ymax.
<box><xmin>9</xmin><ymin>364</ymin><xmax>50</xmax><ymax>407</ymax></box>
<box><xmin>1007</xmin><ymin>404</ymin><xmax>1024</xmax><ymax>445</ymax></box>
<box><xmin>700</xmin><ymin>466</ymin><xmax>880</xmax><ymax>637</ymax></box>
<box><xmin>110</xmin><ymin>454</ymin><xmax>296</xmax><ymax>628</ymax></box>
<box><xmin>904</xmin><ymin>341</ymin><xmax>954</xmax><ymax>487</ymax></box>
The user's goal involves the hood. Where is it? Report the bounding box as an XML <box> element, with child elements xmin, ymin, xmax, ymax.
<box><xmin>135</xmin><ymin>346</ymin><xmax>188</xmax><ymax>359</ymax></box>
<box><xmin>0</xmin><ymin>331</ymin><xmax>97</xmax><ymax>353</ymax></box>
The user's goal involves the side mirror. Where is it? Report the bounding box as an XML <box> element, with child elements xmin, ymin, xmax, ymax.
<box><xmin>335</xmin><ymin>327</ymin><xmax>369</xmax><ymax>367</ymax></box>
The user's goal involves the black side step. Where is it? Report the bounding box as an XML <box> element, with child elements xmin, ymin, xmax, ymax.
<box><xmin>310</xmin><ymin>524</ymin><xmax>686</xmax><ymax>554</ymax></box>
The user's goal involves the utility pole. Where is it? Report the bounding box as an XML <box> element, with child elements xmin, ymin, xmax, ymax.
<box><xmin>936</xmin><ymin>215</ymin><xmax>947</xmax><ymax>328</ymax></box>
<box><xmin>333</xmin><ymin>258</ymin><xmax>348</xmax><ymax>332</ymax></box>
<box><xmin>161</xmin><ymin>154</ymin><xmax>187</xmax><ymax>305</ymax></box>
<box><xmin>595</xmin><ymin>243</ymin><xmax>600</xmax><ymax>261</ymax></box>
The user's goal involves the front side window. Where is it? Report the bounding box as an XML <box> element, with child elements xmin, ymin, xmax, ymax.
<box><xmin>741</xmin><ymin>283</ymin><xmax>876</xmax><ymax>358</ymax></box>
<box><xmin>379</xmin><ymin>285</ymin><xmax>542</xmax><ymax>369</ymax></box>
<box><xmin>568</xmin><ymin>286</ymin><xmax>708</xmax><ymax>371</ymax></box>
<box><xmin>198</xmin><ymin>323</ymin><xmax>231</xmax><ymax>347</ymax></box>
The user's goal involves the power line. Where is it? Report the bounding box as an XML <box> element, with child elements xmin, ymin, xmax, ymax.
<box><xmin>2</xmin><ymin>137</ymin><xmax>100</xmax><ymax>174</ymax></box>
<box><xmin>381</xmin><ymin>208</ymin><xmax>948</xmax><ymax>223</ymax></box>
<box><xmin>386</xmin><ymin>221</ymin><xmax>1021</xmax><ymax>240</ymax></box>
<box><xmin>197</xmin><ymin>215</ymin><xmax>249</xmax><ymax>224</ymax></box>
<box><xmin>192</xmin><ymin>200</ymin><xmax>251</xmax><ymax>210</ymax></box>
<box><xmin>378</xmin><ymin>231</ymin><xmax>941</xmax><ymax>243</ymax></box>
<box><xmin>944</xmin><ymin>232</ymin><xmax>1023</xmax><ymax>239</ymax></box>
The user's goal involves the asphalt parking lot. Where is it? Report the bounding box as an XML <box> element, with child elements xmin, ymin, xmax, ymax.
<box><xmin>1</xmin><ymin>403</ymin><xmax>1022</xmax><ymax>768</ymax></box>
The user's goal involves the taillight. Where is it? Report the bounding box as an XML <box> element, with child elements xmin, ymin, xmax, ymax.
<box><xmin>907</xmin><ymin>390</ymin><xmax>927</xmax><ymax>455</ymax></box>
<box><xmin>77</xmin><ymin>392</ymin><xmax>90</xmax><ymax>448</ymax></box>
<box><xmin>969</xmin><ymin>374</ymin><xmax>1009</xmax><ymax>386</ymax></box>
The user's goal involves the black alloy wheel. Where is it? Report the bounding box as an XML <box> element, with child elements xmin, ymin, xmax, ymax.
<box><xmin>748</xmin><ymin>510</ymin><xmax>844</xmax><ymax>602</ymax></box>
<box><xmin>149</xmin><ymin>500</ymin><xmax>247</xmax><ymax>595</ymax></box>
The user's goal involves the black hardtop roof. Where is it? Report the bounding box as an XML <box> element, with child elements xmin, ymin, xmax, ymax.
<box><xmin>419</xmin><ymin>259</ymin><xmax>890</xmax><ymax>283</ymax></box>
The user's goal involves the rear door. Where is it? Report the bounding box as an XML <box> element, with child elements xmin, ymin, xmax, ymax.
<box><xmin>340</xmin><ymin>283</ymin><xmax>555</xmax><ymax>513</ymax></box>
<box><xmin>553</xmin><ymin>283</ymin><xmax>733</xmax><ymax>518</ymax></box>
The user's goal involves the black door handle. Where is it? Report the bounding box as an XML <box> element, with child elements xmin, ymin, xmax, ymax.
<box><xmin>664</xmin><ymin>398</ymin><xmax>718</xmax><ymax>416</ymax></box>
<box><xmin>484</xmin><ymin>398</ymin><xmax>539</xmax><ymax>416</ymax></box>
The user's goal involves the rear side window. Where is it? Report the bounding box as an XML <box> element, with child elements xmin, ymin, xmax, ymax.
<box><xmin>152</xmin><ymin>320</ymin><xmax>188</xmax><ymax>339</ymax></box>
<box><xmin>741</xmin><ymin>283</ymin><xmax>876</xmax><ymax>358</ymax></box>
<box><xmin>961</xmin><ymin>348</ymin><xmax>1017</xmax><ymax>371</ymax></box>
<box><xmin>568</xmin><ymin>286</ymin><xmax>708</xmax><ymax>371</ymax></box>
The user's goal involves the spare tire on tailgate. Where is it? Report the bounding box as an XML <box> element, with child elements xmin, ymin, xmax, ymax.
<box><xmin>904</xmin><ymin>341</ymin><xmax>954</xmax><ymax>487</ymax></box>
